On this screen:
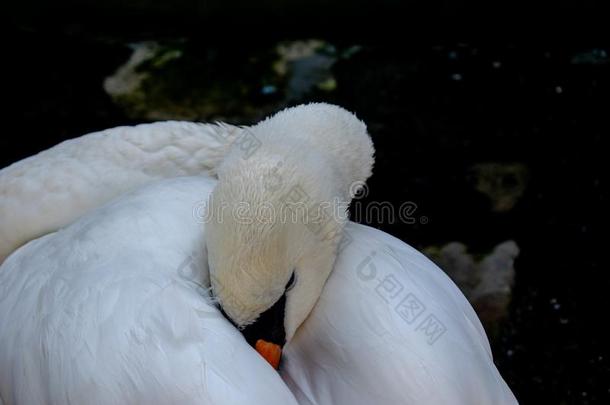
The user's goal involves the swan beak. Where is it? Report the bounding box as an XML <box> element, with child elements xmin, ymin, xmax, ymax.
<box><xmin>255</xmin><ymin>339</ymin><xmax>282</xmax><ymax>369</ymax></box>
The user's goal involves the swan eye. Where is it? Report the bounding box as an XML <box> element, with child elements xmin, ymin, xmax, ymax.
<box><xmin>285</xmin><ymin>272</ymin><xmax>296</xmax><ymax>291</ymax></box>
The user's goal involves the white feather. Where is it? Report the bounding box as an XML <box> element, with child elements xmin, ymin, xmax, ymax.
<box><xmin>0</xmin><ymin>121</ymin><xmax>242</xmax><ymax>264</ymax></box>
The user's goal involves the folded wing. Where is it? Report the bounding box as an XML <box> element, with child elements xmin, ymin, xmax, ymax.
<box><xmin>282</xmin><ymin>222</ymin><xmax>518</xmax><ymax>405</ymax></box>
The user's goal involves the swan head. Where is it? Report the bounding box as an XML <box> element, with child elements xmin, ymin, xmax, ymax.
<box><xmin>206</xmin><ymin>156</ymin><xmax>340</xmax><ymax>346</ymax></box>
<box><xmin>205</xmin><ymin>103</ymin><xmax>374</xmax><ymax>365</ymax></box>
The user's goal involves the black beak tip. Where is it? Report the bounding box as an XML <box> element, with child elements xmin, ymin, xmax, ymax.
<box><xmin>218</xmin><ymin>294</ymin><xmax>288</xmax><ymax>348</ymax></box>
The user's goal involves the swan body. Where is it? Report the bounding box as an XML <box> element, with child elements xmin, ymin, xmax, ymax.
<box><xmin>0</xmin><ymin>103</ymin><xmax>517</xmax><ymax>403</ymax></box>
<box><xmin>0</xmin><ymin>176</ymin><xmax>516</xmax><ymax>404</ymax></box>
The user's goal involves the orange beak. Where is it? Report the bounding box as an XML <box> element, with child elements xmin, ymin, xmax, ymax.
<box><xmin>255</xmin><ymin>339</ymin><xmax>282</xmax><ymax>369</ymax></box>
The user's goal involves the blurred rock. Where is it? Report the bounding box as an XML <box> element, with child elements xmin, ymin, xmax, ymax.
<box><xmin>274</xmin><ymin>40</ymin><xmax>338</xmax><ymax>100</ymax></box>
<box><xmin>103</xmin><ymin>39</ymin><xmax>353</xmax><ymax>122</ymax></box>
<box><xmin>470</xmin><ymin>163</ymin><xmax>529</xmax><ymax>212</ymax></box>
<box><xmin>425</xmin><ymin>240</ymin><xmax>519</xmax><ymax>333</ymax></box>
<box><xmin>103</xmin><ymin>42</ymin><xmax>183</xmax><ymax>120</ymax></box>
<box><xmin>103</xmin><ymin>41</ymin><xmax>274</xmax><ymax>122</ymax></box>
<box><xmin>571</xmin><ymin>49</ymin><xmax>608</xmax><ymax>65</ymax></box>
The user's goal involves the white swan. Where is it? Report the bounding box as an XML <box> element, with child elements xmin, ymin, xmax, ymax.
<box><xmin>0</xmin><ymin>104</ymin><xmax>517</xmax><ymax>404</ymax></box>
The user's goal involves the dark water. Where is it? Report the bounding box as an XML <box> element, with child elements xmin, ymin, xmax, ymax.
<box><xmin>4</xmin><ymin>18</ymin><xmax>609</xmax><ymax>404</ymax></box>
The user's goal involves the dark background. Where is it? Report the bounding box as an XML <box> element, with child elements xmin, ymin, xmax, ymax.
<box><xmin>4</xmin><ymin>1</ymin><xmax>609</xmax><ymax>403</ymax></box>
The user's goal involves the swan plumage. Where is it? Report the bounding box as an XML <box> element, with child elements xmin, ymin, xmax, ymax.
<box><xmin>0</xmin><ymin>103</ymin><xmax>517</xmax><ymax>404</ymax></box>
